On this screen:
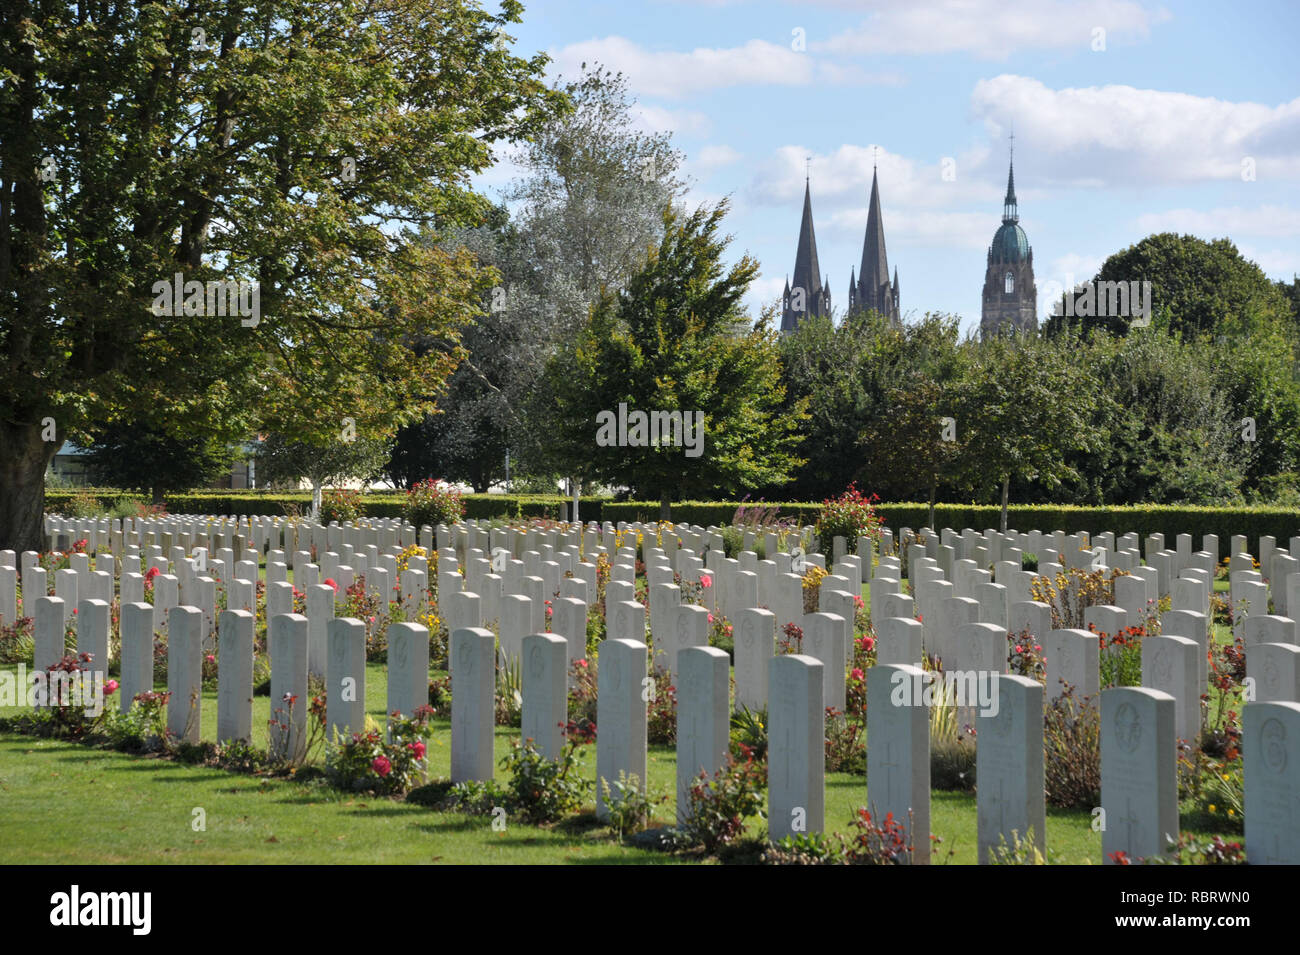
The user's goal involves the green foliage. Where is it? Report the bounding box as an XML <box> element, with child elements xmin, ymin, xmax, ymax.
<box><xmin>501</xmin><ymin>738</ymin><xmax>592</xmax><ymax>825</ymax></box>
<box><xmin>319</xmin><ymin>488</ymin><xmax>365</xmax><ymax>524</ymax></box>
<box><xmin>544</xmin><ymin>201</ymin><xmax>808</xmax><ymax>512</ymax></box>
<box><xmin>1046</xmin><ymin>233</ymin><xmax>1292</xmax><ymax>338</ymax></box>
<box><xmin>679</xmin><ymin>750</ymin><xmax>767</xmax><ymax>853</ymax></box>
<box><xmin>987</xmin><ymin>829</ymin><xmax>1053</xmax><ymax>865</ymax></box>
<box><xmin>401</xmin><ymin>479</ymin><xmax>466</xmax><ymax>528</ymax></box>
<box><xmin>1</xmin><ymin>0</ymin><xmax>564</xmax><ymax>552</ymax></box>
<box><xmin>325</xmin><ymin>708</ymin><xmax>434</xmax><ymax>796</ymax></box>
<box><xmin>814</xmin><ymin>484</ymin><xmax>883</xmax><ymax>556</ymax></box>
<box><xmin>1043</xmin><ymin>687</ymin><xmax>1101</xmax><ymax>809</ymax></box>
<box><xmin>84</xmin><ymin>424</ymin><xmax>236</xmax><ymax>502</ymax></box>
<box><xmin>600</xmin><ymin>772</ymin><xmax>666</xmax><ymax>839</ymax></box>
<box><xmin>729</xmin><ymin>705</ymin><xmax>767</xmax><ymax>763</ymax></box>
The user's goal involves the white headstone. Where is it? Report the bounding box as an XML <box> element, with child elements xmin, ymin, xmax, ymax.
<box><xmin>451</xmin><ymin>627</ymin><xmax>496</xmax><ymax>782</ymax></box>
<box><xmin>1244</xmin><ymin>700</ymin><xmax>1300</xmax><ymax>863</ymax></box>
<box><xmin>326</xmin><ymin>617</ymin><xmax>367</xmax><ymax>739</ymax></box>
<box><xmin>977</xmin><ymin>674</ymin><xmax>1045</xmax><ymax>864</ymax></box>
<box><xmin>676</xmin><ymin>646</ymin><xmax>731</xmax><ymax>824</ymax></box>
<box><xmin>166</xmin><ymin>606</ymin><xmax>204</xmax><ymax>744</ymax></box>
<box><xmin>867</xmin><ymin>663</ymin><xmax>930</xmax><ymax>864</ymax></box>
<box><xmin>1101</xmin><ymin>686</ymin><xmax>1178</xmax><ymax>864</ymax></box>
<box><xmin>767</xmin><ymin>654</ymin><xmax>825</xmax><ymax>841</ymax></box>
<box><xmin>522</xmin><ymin>633</ymin><xmax>568</xmax><ymax>760</ymax></box>
<box><xmin>269</xmin><ymin>612</ymin><xmax>309</xmax><ymax>762</ymax></box>
<box><xmin>596</xmin><ymin>637</ymin><xmax>648</xmax><ymax>820</ymax></box>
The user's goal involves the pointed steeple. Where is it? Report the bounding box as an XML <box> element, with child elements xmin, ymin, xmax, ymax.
<box><xmin>792</xmin><ymin>181</ymin><xmax>823</xmax><ymax>305</ymax></box>
<box><xmin>1003</xmin><ymin>142</ymin><xmax>1019</xmax><ymax>223</ymax></box>
<box><xmin>782</xmin><ymin>178</ymin><xmax>830</xmax><ymax>332</ymax></box>
<box><xmin>858</xmin><ymin>167</ymin><xmax>890</xmax><ymax>303</ymax></box>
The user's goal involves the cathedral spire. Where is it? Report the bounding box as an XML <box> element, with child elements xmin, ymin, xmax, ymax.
<box><xmin>782</xmin><ymin>178</ymin><xmax>829</xmax><ymax>332</ymax></box>
<box><xmin>859</xmin><ymin>167</ymin><xmax>889</xmax><ymax>303</ymax></box>
<box><xmin>1003</xmin><ymin>133</ymin><xmax>1018</xmax><ymax>223</ymax></box>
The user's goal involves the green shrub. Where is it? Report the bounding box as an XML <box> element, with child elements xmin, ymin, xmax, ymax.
<box><xmin>319</xmin><ymin>488</ymin><xmax>365</xmax><ymax>524</ymax></box>
<box><xmin>814</xmin><ymin>484</ymin><xmax>883</xmax><ymax>555</ymax></box>
<box><xmin>1043</xmin><ymin>686</ymin><xmax>1101</xmax><ymax>809</ymax></box>
<box><xmin>679</xmin><ymin>750</ymin><xmax>766</xmax><ymax>853</ymax></box>
<box><xmin>501</xmin><ymin>737</ymin><xmax>591</xmax><ymax>825</ymax></box>
<box><xmin>401</xmin><ymin>479</ymin><xmax>465</xmax><ymax>528</ymax></box>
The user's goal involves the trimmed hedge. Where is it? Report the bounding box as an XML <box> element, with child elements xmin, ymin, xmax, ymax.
<box><xmin>41</xmin><ymin>489</ymin><xmax>1300</xmax><ymax>548</ymax></box>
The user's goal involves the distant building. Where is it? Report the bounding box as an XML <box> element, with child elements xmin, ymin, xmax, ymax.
<box><xmin>781</xmin><ymin>164</ymin><xmax>900</xmax><ymax>332</ymax></box>
<box><xmin>48</xmin><ymin>442</ymin><xmax>91</xmax><ymax>485</ymax></box>
<box><xmin>981</xmin><ymin>153</ymin><xmax>1037</xmax><ymax>338</ymax></box>
<box><xmin>847</xmin><ymin>167</ymin><xmax>900</xmax><ymax>326</ymax></box>
<box><xmin>781</xmin><ymin>178</ymin><xmax>832</xmax><ymax>332</ymax></box>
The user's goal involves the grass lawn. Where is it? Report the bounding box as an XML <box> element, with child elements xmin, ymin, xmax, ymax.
<box><xmin>0</xmin><ymin>554</ymin><xmax>1245</xmax><ymax>864</ymax></box>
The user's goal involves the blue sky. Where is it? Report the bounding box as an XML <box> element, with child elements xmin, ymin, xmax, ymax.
<box><xmin>479</xmin><ymin>0</ymin><xmax>1300</xmax><ymax>337</ymax></box>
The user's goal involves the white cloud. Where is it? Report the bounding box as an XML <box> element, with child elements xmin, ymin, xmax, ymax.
<box><xmin>818</xmin><ymin>0</ymin><xmax>1170</xmax><ymax>60</ymax></box>
<box><xmin>629</xmin><ymin>104</ymin><xmax>712</xmax><ymax>137</ymax></box>
<box><xmin>547</xmin><ymin>35</ymin><xmax>904</xmax><ymax>99</ymax></box>
<box><xmin>1136</xmin><ymin>205</ymin><xmax>1300</xmax><ymax>239</ymax></box>
<box><xmin>1046</xmin><ymin>252</ymin><xmax>1107</xmax><ymax>283</ymax></box>
<box><xmin>748</xmin><ymin>143</ymin><xmax>1004</xmax><ymax>210</ymax></box>
<box><xmin>971</xmin><ymin>75</ymin><xmax>1300</xmax><ymax>186</ymax></box>
<box><xmin>692</xmin><ymin>145</ymin><xmax>744</xmax><ymax>173</ymax></box>
<box><xmin>1234</xmin><ymin>245</ymin><xmax>1300</xmax><ymax>279</ymax></box>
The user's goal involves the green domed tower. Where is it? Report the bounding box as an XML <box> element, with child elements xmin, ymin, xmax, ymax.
<box><xmin>980</xmin><ymin>153</ymin><xmax>1037</xmax><ymax>339</ymax></box>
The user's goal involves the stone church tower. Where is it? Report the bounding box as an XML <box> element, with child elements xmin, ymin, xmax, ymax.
<box><xmin>980</xmin><ymin>154</ymin><xmax>1037</xmax><ymax>338</ymax></box>
<box><xmin>847</xmin><ymin>166</ymin><xmax>900</xmax><ymax>326</ymax></box>
<box><xmin>781</xmin><ymin>178</ymin><xmax>832</xmax><ymax>333</ymax></box>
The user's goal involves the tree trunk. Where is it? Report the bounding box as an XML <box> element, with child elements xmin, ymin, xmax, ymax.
<box><xmin>311</xmin><ymin>478</ymin><xmax>323</xmax><ymax>521</ymax></box>
<box><xmin>1000</xmin><ymin>475</ymin><xmax>1010</xmax><ymax>533</ymax></box>
<box><xmin>571</xmin><ymin>477</ymin><xmax>581</xmax><ymax>524</ymax></box>
<box><xmin>0</xmin><ymin>422</ymin><xmax>57</xmax><ymax>552</ymax></box>
<box><xmin>928</xmin><ymin>481</ymin><xmax>937</xmax><ymax>532</ymax></box>
<box><xmin>659</xmin><ymin>492</ymin><xmax>670</xmax><ymax>521</ymax></box>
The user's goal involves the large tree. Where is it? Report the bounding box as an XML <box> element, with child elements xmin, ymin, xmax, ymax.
<box><xmin>388</xmin><ymin>65</ymin><xmax>686</xmax><ymax>503</ymax></box>
<box><xmin>257</xmin><ymin>432</ymin><xmax>391</xmax><ymax>519</ymax></box>
<box><xmin>955</xmin><ymin>333</ymin><xmax>1104</xmax><ymax>530</ymax></box>
<box><xmin>1044</xmin><ymin>233</ymin><xmax>1291</xmax><ymax>338</ymax></box>
<box><xmin>0</xmin><ymin>0</ymin><xmax>563</xmax><ymax>550</ymax></box>
<box><xmin>544</xmin><ymin>201</ymin><xmax>807</xmax><ymax>517</ymax></box>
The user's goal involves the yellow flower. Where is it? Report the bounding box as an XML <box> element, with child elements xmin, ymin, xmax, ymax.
<box><xmin>1208</xmin><ymin>804</ymin><xmax>1217</xmax><ymax>813</ymax></box>
<box><xmin>1227</xmin><ymin>808</ymin><xmax>1235</xmax><ymax>817</ymax></box>
<box><xmin>1221</xmin><ymin>772</ymin><xmax>1230</xmax><ymax>781</ymax></box>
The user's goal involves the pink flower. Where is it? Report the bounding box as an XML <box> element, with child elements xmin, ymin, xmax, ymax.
<box><xmin>850</xmin><ymin>667</ymin><xmax>864</xmax><ymax>681</ymax></box>
<box><xmin>206</xmin><ymin>654</ymin><xmax>215</xmax><ymax>664</ymax></box>
<box><xmin>853</xmin><ymin>595</ymin><xmax>864</xmax><ymax>609</ymax></box>
<box><xmin>707</xmin><ymin>613</ymin><xmax>714</xmax><ymax>624</ymax></box>
<box><xmin>576</xmin><ymin>659</ymin><xmax>588</xmax><ymax>668</ymax></box>
<box><xmin>1015</xmin><ymin>645</ymin><xmax>1023</xmax><ymax>654</ymax></box>
<box><xmin>700</xmin><ymin>574</ymin><xmax>712</xmax><ymax>588</ymax></box>
<box><xmin>1034</xmin><ymin>645</ymin><xmax>1042</xmax><ymax>652</ymax></box>
<box><xmin>104</xmin><ymin>680</ymin><xmax>119</xmax><ymax>695</ymax></box>
<box><xmin>409</xmin><ymin>741</ymin><xmax>427</xmax><ymax>759</ymax></box>
<box><xmin>324</xmin><ymin>578</ymin><xmax>338</xmax><ymax>591</ymax></box>
<box><xmin>372</xmin><ymin>755</ymin><xmax>392</xmax><ymax>777</ymax></box>
<box><xmin>145</xmin><ymin>567</ymin><xmax>161</xmax><ymax>581</ymax></box>
<box><xmin>71</xmin><ymin>608</ymin><xmax>77</xmax><ymax>615</ymax></box>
